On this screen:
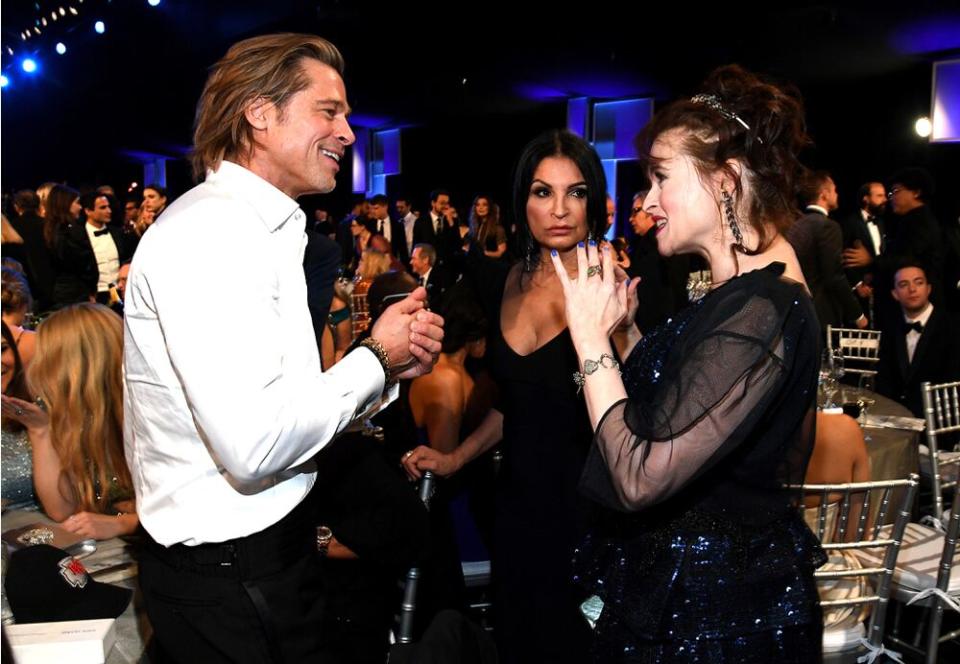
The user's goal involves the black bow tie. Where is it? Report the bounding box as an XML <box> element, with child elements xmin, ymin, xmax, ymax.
<box><xmin>905</xmin><ymin>321</ymin><xmax>924</xmax><ymax>334</ymax></box>
<box><xmin>93</xmin><ymin>228</ymin><xmax>110</xmax><ymax>236</ymax></box>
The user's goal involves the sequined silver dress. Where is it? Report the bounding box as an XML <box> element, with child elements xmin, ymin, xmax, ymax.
<box><xmin>2</xmin><ymin>428</ymin><xmax>38</xmax><ymax>511</ymax></box>
<box><xmin>574</xmin><ymin>263</ymin><xmax>826</xmax><ymax>663</ymax></box>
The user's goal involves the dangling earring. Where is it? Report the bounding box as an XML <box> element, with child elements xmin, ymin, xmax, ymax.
<box><xmin>721</xmin><ymin>190</ymin><xmax>745</xmax><ymax>253</ymax></box>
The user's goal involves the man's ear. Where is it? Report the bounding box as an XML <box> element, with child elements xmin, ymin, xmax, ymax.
<box><xmin>244</xmin><ymin>97</ymin><xmax>274</xmax><ymax>131</ymax></box>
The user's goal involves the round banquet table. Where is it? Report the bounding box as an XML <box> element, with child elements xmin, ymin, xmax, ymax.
<box><xmin>1</xmin><ymin>508</ymin><xmax>150</xmax><ymax>663</ymax></box>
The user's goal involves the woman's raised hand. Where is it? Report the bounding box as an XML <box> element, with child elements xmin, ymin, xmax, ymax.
<box><xmin>550</xmin><ymin>241</ymin><xmax>637</xmax><ymax>348</ymax></box>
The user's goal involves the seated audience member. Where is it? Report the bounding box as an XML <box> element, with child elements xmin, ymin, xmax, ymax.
<box><xmin>352</xmin><ymin>248</ymin><xmax>393</xmax><ymax>336</ymax></box>
<box><xmin>876</xmin><ymin>263</ymin><xmax>960</xmax><ymax>417</ymax></box>
<box><xmin>0</xmin><ymin>303</ymin><xmax>138</xmax><ymax>539</ymax></box>
<box><xmin>409</xmin><ymin>287</ymin><xmax>489</xmax><ymax>454</ymax></box>
<box><xmin>321</xmin><ymin>280</ymin><xmax>352</xmax><ymax>369</ymax></box>
<box><xmin>369</xmin><ymin>233</ymin><xmax>406</xmax><ymax>273</ymax></box>
<box><xmin>1</xmin><ymin>267</ymin><xmax>37</xmax><ymax>367</ymax></box>
<box><xmin>313</xmin><ymin>270</ymin><xmax>430</xmax><ymax>662</ymax></box>
<box><xmin>803</xmin><ymin>412</ymin><xmax>872</xmax><ymax>630</ymax></box>
<box><xmin>2</xmin><ymin>321</ymin><xmax>38</xmax><ymax>511</ymax></box>
<box><xmin>410</xmin><ymin>243</ymin><xmax>450</xmax><ymax>309</ymax></box>
<box><xmin>865</xmin><ymin>168</ymin><xmax>944</xmax><ymax>328</ymax></box>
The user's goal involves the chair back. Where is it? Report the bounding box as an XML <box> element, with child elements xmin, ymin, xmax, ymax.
<box><xmin>396</xmin><ymin>471</ymin><xmax>437</xmax><ymax>644</ymax></box>
<box><xmin>797</xmin><ymin>474</ymin><xmax>919</xmax><ymax>651</ymax></box>
<box><xmin>921</xmin><ymin>380</ymin><xmax>960</xmax><ymax>520</ymax></box>
<box><xmin>826</xmin><ymin>325</ymin><xmax>881</xmax><ymax>378</ymax></box>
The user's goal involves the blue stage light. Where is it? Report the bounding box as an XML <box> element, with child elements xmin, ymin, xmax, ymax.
<box><xmin>0</xmin><ymin>75</ymin><xmax>9</xmax><ymax>89</ymax></box>
<box><xmin>21</xmin><ymin>58</ymin><xmax>37</xmax><ymax>73</ymax></box>
<box><xmin>56</xmin><ymin>42</ymin><xmax>67</xmax><ymax>55</ymax></box>
<box><xmin>94</xmin><ymin>20</ymin><xmax>106</xmax><ymax>34</ymax></box>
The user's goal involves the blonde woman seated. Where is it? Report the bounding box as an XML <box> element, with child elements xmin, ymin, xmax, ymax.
<box><xmin>351</xmin><ymin>248</ymin><xmax>393</xmax><ymax>337</ymax></box>
<box><xmin>0</xmin><ymin>303</ymin><xmax>137</xmax><ymax>540</ymax></box>
<box><xmin>804</xmin><ymin>411</ymin><xmax>871</xmax><ymax>632</ymax></box>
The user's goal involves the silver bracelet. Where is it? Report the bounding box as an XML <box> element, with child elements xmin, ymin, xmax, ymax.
<box><xmin>572</xmin><ymin>353</ymin><xmax>620</xmax><ymax>393</ymax></box>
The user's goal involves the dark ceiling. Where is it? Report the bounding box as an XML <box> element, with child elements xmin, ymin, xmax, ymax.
<box><xmin>2</xmin><ymin>1</ymin><xmax>959</xmax><ymax>200</ymax></box>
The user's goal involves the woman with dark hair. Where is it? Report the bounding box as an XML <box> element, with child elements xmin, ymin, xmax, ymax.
<box><xmin>42</xmin><ymin>184</ymin><xmax>81</xmax><ymax>250</ymax></box>
<box><xmin>403</xmin><ymin>129</ymin><xmax>609</xmax><ymax>662</ymax></box>
<box><xmin>142</xmin><ymin>184</ymin><xmax>168</xmax><ymax>218</ymax></box>
<box><xmin>469</xmin><ymin>195</ymin><xmax>508</xmax><ymax>260</ymax></box>
<box><xmin>2</xmin><ymin>320</ymin><xmax>38</xmax><ymax>511</ymax></box>
<box><xmin>548</xmin><ymin>65</ymin><xmax>823</xmax><ymax>661</ymax></box>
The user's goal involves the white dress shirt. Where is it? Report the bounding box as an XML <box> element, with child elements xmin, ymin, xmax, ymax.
<box><xmin>124</xmin><ymin>160</ymin><xmax>391</xmax><ymax>546</ymax></box>
<box><xmin>905</xmin><ymin>303</ymin><xmax>933</xmax><ymax>364</ymax></box>
<box><xmin>860</xmin><ymin>209</ymin><xmax>882</xmax><ymax>256</ymax></box>
<box><xmin>402</xmin><ymin>212</ymin><xmax>416</xmax><ymax>256</ymax></box>
<box><xmin>376</xmin><ymin>216</ymin><xmax>392</xmax><ymax>243</ymax></box>
<box><xmin>85</xmin><ymin>222</ymin><xmax>119</xmax><ymax>293</ymax></box>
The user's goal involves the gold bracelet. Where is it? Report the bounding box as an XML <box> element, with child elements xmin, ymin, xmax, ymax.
<box><xmin>360</xmin><ymin>337</ymin><xmax>396</xmax><ymax>387</ymax></box>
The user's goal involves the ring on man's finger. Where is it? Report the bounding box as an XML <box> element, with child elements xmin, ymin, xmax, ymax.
<box><xmin>14</xmin><ymin>407</ymin><xmax>24</xmax><ymax>416</ymax></box>
<box><xmin>586</xmin><ymin>265</ymin><xmax>602</xmax><ymax>278</ymax></box>
<box><xmin>403</xmin><ymin>450</ymin><xmax>415</xmax><ymax>461</ymax></box>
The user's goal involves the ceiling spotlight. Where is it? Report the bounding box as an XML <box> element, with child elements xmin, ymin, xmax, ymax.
<box><xmin>914</xmin><ymin>117</ymin><xmax>932</xmax><ymax>138</ymax></box>
<box><xmin>21</xmin><ymin>58</ymin><xmax>38</xmax><ymax>73</ymax></box>
<box><xmin>42</xmin><ymin>17</ymin><xmax>48</xmax><ymax>26</ymax></box>
<box><xmin>51</xmin><ymin>11</ymin><xmax>57</xmax><ymax>20</ymax></box>
<box><xmin>0</xmin><ymin>75</ymin><xmax>9</xmax><ymax>88</ymax></box>
<box><xmin>34</xmin><ymin>26</ymin><xmax>41</xmax><ymax>35</ymax></box>
<box><xmin>60</xmin><ymin>6</ymin><xmax>67</xmax><ymax>15</ymax></box>
<box><xmin>94</xmin><ymin>20</ymin><xmax>105</xmax><ymax>34</ymax></box>
<box><xmin>69</xmin><ymin>6</ymin><xmax>78</xmax><ymax>15</ymax></box>
<box><xmin>56</xmin><ymin>42</ymin><xmax>67</xmax><ymax>55</ymax></box>
<box><xmin>6</xmin><ymin>47</ymin><xmax>13</xmax><ymax>55</ymax></box>
<box><xmin>148</xmin><ymin>0</ymin><xmax>162</xmax><ymax>6</ymax></box>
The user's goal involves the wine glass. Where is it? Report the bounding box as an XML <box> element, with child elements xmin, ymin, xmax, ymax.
<box><xmin>857</xmin><ymin>373</ymin><xmax>876</xmax><ymax>441</ymax></box>
<box><xmin>819</xmin><ymin>349</ymin><xmax>839</xmax><ymax>409</ymax></box>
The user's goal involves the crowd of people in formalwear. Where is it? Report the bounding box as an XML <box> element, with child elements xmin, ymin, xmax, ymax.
<box><xmin>2</xmin><ymin>33</ymin><xmax>959</xmax><ymax>663</ymax></box>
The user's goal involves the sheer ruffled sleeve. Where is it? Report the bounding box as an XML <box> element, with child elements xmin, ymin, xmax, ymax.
<box><xmin>580</xmin><ymin>280</ymin><xmax>801</xmax><ymax>512</ymax></box>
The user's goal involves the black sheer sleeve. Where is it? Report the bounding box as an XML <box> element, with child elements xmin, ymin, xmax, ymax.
<box><xmin>581</xmin><ymin>277</ymin><xmax>806</xmax><ymax>512</ymax></box>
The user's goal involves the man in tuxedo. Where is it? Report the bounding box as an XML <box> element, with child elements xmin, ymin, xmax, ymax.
<box><xmin>876</xmin><ymin>264</ymin><xmax>960</xmax><ymax>417</ymax></box>
<box><xmin>787</xmin><ymin>170</ymin><xmax>866</xmax><ymax>331</ymax></box>
<box><xmin>410</xmin><ymin>243</ymin><xmax>447</xmax><ymax>308</ymax></box>
<box><xmin>368</xmin><ymin>194</ymin><xmax>408</xmax><ymax>265</ymax></box>
<box><xmin>872</xmin><ymin>168</ymin><xmax>944</xmax><ymax>329</ymax></box>
<box><xmin>395</xmin><ymin>197</ymin><xmax>417</xmax><ymax>260</ymax></box>
<box><xmin>53</xmin><ymin>191</ymin><xmax>130</xmax><ymax>305</ymax></box>
<box><xmin>413</xmin><ymin>189</ymin><xmax>459</xmax><ymax>271</ymax></box>
<box><xmin>841</xmin><ymin>182</ymin><xmax>885</xmax><ymax>292</ymax></box>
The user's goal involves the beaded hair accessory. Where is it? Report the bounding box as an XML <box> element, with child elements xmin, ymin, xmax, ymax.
<box><xmin>690</xmin><ymin>94</ymin><xmax>764</xmax><ymax>144</ymax></box>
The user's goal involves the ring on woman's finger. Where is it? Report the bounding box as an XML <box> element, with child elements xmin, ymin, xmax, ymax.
<box><xmin>403</xmin><ymin>450</ymin><xmax>415</xmax><ymax>461</ymax></box>
<box><xmin>586</xmin><ymin>265</ymin><xmax>603</xmax><ymax>278</ymax></box>
<box><xmin>14</xmin><ymin>407</ymin><xmax>24</xmax><ymax>416</ymax></box>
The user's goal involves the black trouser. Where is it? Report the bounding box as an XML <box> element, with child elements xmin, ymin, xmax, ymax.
<box><xmin>139</xmin><ymin>497</ymin><xmax>324</xmax><ymax>663</ymax></box>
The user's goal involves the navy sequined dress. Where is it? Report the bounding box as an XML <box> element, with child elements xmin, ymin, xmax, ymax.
<box><xmin>574</xmin><ymin>263</ymin><xmax>826</xmax><ymax>663</ymax></box>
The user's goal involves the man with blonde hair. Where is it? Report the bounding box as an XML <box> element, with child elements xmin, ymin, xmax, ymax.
<box><xmin>124</xmin><ymin>33</ymin><xmax>443</xmax><ymax>661</ymax></box>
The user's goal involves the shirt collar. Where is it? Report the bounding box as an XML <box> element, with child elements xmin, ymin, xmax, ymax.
<box><xmin>85</xmin><ymin>221</ymin><xmax>106</xmax><ymax>234</ymax></box>
<box><xmin>206</xmin><ymin>160</ymin><xmax>301</xmax><ymax>233</ymax></box>
<box><xmin>905</xmin><ymin>302</ymin><xmax>933</xmax><ymax>326</ymax></box>
<box><xmin>806</xmin><ymin>205</ymin><xmax>829</xmax><ymax>216</ymax></box>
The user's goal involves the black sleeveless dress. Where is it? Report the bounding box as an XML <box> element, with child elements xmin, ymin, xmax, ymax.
<box><xmin>476</xmin><ymin>263</ymin><xmax>594</xmax><ymax>663</ymax></box>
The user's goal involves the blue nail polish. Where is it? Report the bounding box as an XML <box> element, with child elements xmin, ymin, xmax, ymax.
<box><xmin>550</xmin><ymin>249</ymin><xmax>558</xmax><ymax>256</ymax></box>
<box><xmin>589</xmin><ymin>239</ymin><xmax>597</xmax><ymax>247</ymax></box>
<box><xmin>578</xmin><ymin>241</ymin><xmax>585</xmax><ymax>248</ymax></box>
